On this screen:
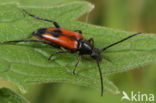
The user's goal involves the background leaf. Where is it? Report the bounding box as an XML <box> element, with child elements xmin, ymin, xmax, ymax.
<box><xmin>0</xmin><ymin>88</ymin><xmax>29</xmax><ymax>103</ymax></box>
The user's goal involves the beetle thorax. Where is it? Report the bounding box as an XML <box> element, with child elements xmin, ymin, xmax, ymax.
<box><xmin>78</xmin><ymin>39</ymin><xmax>102</xmax><ymax>61</ymax></box>
<box><xmin>78</xmin><ymin>39</ymin><xmax>93</xmax><ymax>55</ymax></box>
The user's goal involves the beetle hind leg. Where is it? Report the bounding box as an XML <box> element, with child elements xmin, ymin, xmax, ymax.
<box><xmin>74</xmin><ymin>30</ymin><xmax>82</xmax><ymax>34</ymax></box>
<box><xmin>23</xmin><ymin>9</ymin><xmax>60</xmax><ymax>28</ymax></box>
<box><xmin>3</xmin><ymin>40</ymin><xmax>51</xmax><ymax>45</ymax></box>
<box><xmin>72</xmin><ymin>56</ymin><xmax>81</xmax><ymax>75</ymax></box>
<box><xmin>48</xmin><ymin>50</ymin><xmax>69</xmax><ymax>62</ymax></box>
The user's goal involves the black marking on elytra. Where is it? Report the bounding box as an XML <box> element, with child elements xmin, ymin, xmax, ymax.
<box><xmin>68</xmin><ymin>35</ymin><xmax>78</xmax><ymax>41</ymax></box>
<box><xmin>32</xmin><ymin>29</ymin><xmax>62</xmax><ymax>38</ymax></box>
<box><xmin>32</xmin><ymin>28</ymin><xmax>46</xmax><ymax>37</ymax></box>
<box><xmin>46</xmin><ymin>30</ymin><xmax>62</xmax><ymax>37</ymax></box>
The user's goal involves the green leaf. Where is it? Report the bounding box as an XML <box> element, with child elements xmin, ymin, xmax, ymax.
<box><xmin>0</xmin><ymin>88</ymin><xmax>29</xmax><ymax>103</ymax></box>
<box><xmin>0</xmin><ymin>3</ymin><xmax>23</xmax><ymax>22</ymax></box>
<box><xmin>0</xmin><ymin>0</ymin><xmax>84</xmax><ymax>6</ymax></box>
<box><xmin>0</xmin><ymin>1</ymin><xmax>156</xmax><ymax>95</ymax></box>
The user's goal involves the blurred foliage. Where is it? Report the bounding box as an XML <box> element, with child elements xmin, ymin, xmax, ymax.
<box><xmin>0</xmin><ymin>88</ymin><xmax>29</xmax><ymax>103</ymax></box>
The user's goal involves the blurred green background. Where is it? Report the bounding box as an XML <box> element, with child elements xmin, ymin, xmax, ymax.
<box><xmin>20</xmin><ymin>0</ymin><xmax>156</xmax><ymax>103</ymax></box>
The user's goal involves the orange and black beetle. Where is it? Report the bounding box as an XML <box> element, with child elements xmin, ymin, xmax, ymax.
<box><xmin>4</xmin><ymin>9</ymin><xmax>141</xmax><ymax>96</ymax></box>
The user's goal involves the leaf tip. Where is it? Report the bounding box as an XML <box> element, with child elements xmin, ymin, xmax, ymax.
<box><xmin>87</xmin><ymin>2</ymin><xmax>95</xmax><ymax>13</ymax></box>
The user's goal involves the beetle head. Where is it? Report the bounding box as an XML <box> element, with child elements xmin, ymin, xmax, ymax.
<box><xmin>91</xmin><ymin>48</ymin><xmax>102</xmax><ymax>62</ymax></box>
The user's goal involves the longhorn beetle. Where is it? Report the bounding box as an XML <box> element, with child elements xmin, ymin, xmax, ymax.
<box><xmin>4</xmin><ymin>9</ymin><xmax>141</xmax><ymax>96</ymax></box>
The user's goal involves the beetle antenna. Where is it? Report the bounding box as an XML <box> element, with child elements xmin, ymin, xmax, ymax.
<box><xmin>96</xmin><ymin>59</ymin><xmax>103</xmax><ymax>96</ymax></box>
<box><xmin>100</xmin><ymin>32</ymin><xmax>142</xmax><ymax>52</ymax></box>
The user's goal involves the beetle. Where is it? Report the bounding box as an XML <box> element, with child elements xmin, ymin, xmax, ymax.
<box><xmin>4</xmin><ymin>9</ymin><xmax>141</xmax><ymax>96</ymax></box>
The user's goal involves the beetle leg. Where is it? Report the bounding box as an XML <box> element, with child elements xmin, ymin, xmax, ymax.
<box><xmin>48</xmin><ymin>51</ymin><xmax>69</xmax><ymax>62</ymax></box>
<box><xmin>3</xmin><ymin>39</ymin><xmax>61</xmax><ymax>49</ymax></box>
<box><xmin>3</xmin><ymin>39</ymin><xmax>52</xmax><ymax>45</ymax></box>
<box><xmin>23</xmin><ymin>9</ymin><xmax>60</xmax><ymax>28</ymax></box>
<box><xmin>74</xmin><ymin>30</ymin><xmax>82</xmax><ymax>34</ymax></box>
<box><xmin>72</xmin><ymin>56</ymin><xmax>81</xmax><ymax>75</ymax></box>
<box><xmin>88</xmin><ymin>38</ymin><xmax>94</xmax><ymax>47</ymax></box>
